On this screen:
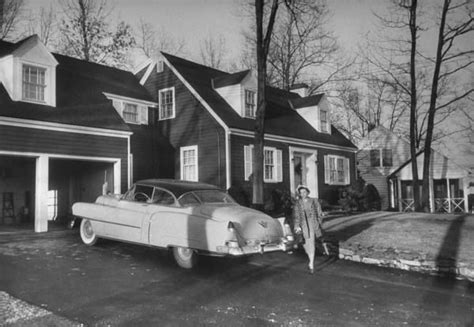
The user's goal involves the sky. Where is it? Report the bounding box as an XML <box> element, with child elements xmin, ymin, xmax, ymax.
<box><xmin>23</xmin><ymin>0</ymin><xmax>473</xmax><ymax>168</ymax></box>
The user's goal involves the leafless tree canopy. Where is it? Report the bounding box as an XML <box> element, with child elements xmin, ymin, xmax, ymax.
<box><xmin>0</xmin><ymin>0</ymin><xmax>24</xmax><ymax>40</ymax></box>
<box><xmin>135</xmin><ymin>18</ymin><xmax>185</xmax><ymax>59</ymax></box>
<box><xmin>199</xmin><ymin>33</ymin><xmax>227</xmax><ymax>70</ymax></box>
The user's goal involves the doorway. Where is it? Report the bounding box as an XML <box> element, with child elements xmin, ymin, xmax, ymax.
<box><xmin>289</xmin><ymin>147</ymin><xmax>318</xmax><ymax>197</ymax></box>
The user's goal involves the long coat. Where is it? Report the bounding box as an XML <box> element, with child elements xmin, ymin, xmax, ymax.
<box><xmin>293</xmin><ymin>197</ymin><xmax>324</xmax><ymax>239</ymax></box>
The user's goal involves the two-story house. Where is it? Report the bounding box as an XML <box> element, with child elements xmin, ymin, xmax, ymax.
<box><xmin>0</xmin><ymin>35</ymin><xmax>157</xmax><ymax>232</ymax></box>
<box><xmin>357</xmin><ymin>126</ymin><xmax>471</xmax><ymax>212</ymax></box>
<box><xmin>135</xmin><ymin>53</ymin><xmax>358</xmax><ymax>207</ymax></box>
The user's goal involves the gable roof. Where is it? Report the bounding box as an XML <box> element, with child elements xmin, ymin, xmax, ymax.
<box><xmin>160</xmin><ymin>52</ymin><xmax>356</xmax><ymax>149</ymax></box>
<box><xmin>0</xmin><ymin>37</ymin><xmax>154</xmax><ymax>132</ymax></box>
<box><xmin>212</xmin><ymin>70</ymin><xmax>250</xmax><ymax>88</ymax></box>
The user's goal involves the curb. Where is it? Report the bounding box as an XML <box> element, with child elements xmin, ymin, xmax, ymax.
<box><xmin>334</xmin><ymin>246</ymin><xmax>474</xmax><ymax>282</ymax></box>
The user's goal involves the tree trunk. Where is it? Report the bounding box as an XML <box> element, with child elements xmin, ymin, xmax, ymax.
<box><xmin>421</xmin><ymin>0</ymin><xmax>449</xmax><ymax>212</ymax></box>
<box><xmin>252</xmin><ymin>0</ymin><xmax>279</xmax><ymax>210</ymax></box>
<box><xmin>408</xmin><ymin>0</ymin><xmax>421</xmax><ymax>211</ymax></box>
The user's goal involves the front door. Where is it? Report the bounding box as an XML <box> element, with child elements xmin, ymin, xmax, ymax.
<box><xmin>290</xmin><ymin>148</ymin><xmax>318</xmax><ymax>197</ymax></box>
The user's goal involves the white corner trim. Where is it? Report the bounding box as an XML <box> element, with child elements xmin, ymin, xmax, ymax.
<box><xmin>133</xmin><ymin>58</ymin><xmax>153</xmax><ymax>75</ymax></box>
<box><xmin>139</xmin><ymin>62</ymin><xmax>156</xmax><ymax>85</ymax></box>
<box><xmin>103</xmin><ymin>92</ymin><xmax>157</xmax><ymax>107</ymax></box>
<box><xmin>0</xmin><ymin>116</ymin><xmax>132</xmax><ymax>138</ymax></box>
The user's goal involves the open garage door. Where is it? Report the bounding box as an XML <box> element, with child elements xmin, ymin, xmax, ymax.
<box><xmin>0</xmin><ymin>156</ymin><xmax>35</xmax><ymax>226</ymax></box>
<box><xmin>49</xmin><ymin>159</ymin><xmax>115</xmax><ymax>224</ymax></box>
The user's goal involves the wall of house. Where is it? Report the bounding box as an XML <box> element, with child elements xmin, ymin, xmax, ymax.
<box><xmin>318</xmin><ymin>147</ymin><xmax>357</xmax><ymax>206</ymax></box>
<box><xmin>357</xmin><ymin>128</ymin><xmax>412</xmax><ymax>209</ymax></box>
<box><xmin>141</xmin><ymin>64</ymin><xmax>227</xmax><ymax>189</ymax></box>
<box><xmin>230</xmin><ymin>134</ymin><xmax>356</xmax><ymax>207</ymax></box>
<box><xmin>0</xmin><ymin>125</ymin><xmax>129</xmax><ymax>192</ymax></box>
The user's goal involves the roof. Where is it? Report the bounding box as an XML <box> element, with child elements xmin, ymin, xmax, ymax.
<box><xmin>161</xmin><ymin>52</ymin><xmax>356</xmax><ymax>149</ymax></box>
<box><xmin>136</xmin><ymin>179</ymin><xmax>220</xmax><ymax>197</ymax></box>
<box><xmin>0</xmin><ymin>37</ymin><xmax>154</xmax><ymax>132</ymax></box>
<box><xmin>289</xmin><ymin>94</ymin><xmax>324</xmax><ymax>109</ymax></box>
<box><xmin>212</xmin><ymin>70</ymin><xmax>250</xmax><ymax>88</ymax></box>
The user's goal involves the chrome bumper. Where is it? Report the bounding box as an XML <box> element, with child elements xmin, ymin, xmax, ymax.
<box><xmin>216</xmin><ymin>239</ymin><xmax>297</xmax><ymax>256</ymax></box>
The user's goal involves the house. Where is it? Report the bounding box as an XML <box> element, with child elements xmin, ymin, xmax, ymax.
<box><xmin>357</xmin><ymin>126</ymin><xmax>471</xmax><ymax>213</ymax></box>
<box><xmin>0</xmin><ymin>35</ymin><xmax>157</xmax><ymax>232</ymax></box>
<box><xmin>135</xmin><ymin>53</ymin><xmax>358</xmax><ymax>209</ymax></box>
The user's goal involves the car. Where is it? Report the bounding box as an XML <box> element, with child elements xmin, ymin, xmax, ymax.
<box><xmin>72</xmin><ymin>179</ymin><xmax>295</xmax><ymax>269</ymax></box>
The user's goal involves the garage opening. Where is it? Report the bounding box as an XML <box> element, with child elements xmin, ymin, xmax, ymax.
<box><xmin>0</xmin><ymin>155</ymin><xmax>35</xmax><ymax>226</ymax></box>
<box><xmin>49</xmin><ymin>159</ymin><xmax>115</xmax><ymax>225</ymax></box>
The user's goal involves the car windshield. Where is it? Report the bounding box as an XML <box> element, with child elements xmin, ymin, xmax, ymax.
<box><xmin>178</xmin><ymin>190</ymin><xmax>235</xmax><ymax>206</ymax></box>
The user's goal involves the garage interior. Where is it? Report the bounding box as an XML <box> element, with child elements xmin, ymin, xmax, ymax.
<box><xmin>0</xmin><ymin>155</ymin><xmax>114</xmax><ymax>229</ymax></box>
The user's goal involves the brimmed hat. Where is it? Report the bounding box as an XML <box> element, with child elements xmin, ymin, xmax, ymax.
<box><xmin>296</xmin><ymin>184</ymin><xmax>310</xmax><ymax>194</ymax></box>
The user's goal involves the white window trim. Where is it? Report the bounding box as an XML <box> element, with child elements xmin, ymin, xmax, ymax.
<box><xmin>370</xmin><ymin>148</ymin><xmax>393</xmax><ymax>168</ymax></box>
<box><xmin>158</xmin><ymin>87</ymin><xmax>176</xmax><ymax>121</ymax></box>
<box><xmin>324</xmin><ymin>154</ymin><xmax>350</xmax><ymax>185</ymax></box>
<box><xmin>244</xmin><ymin>145</ymin><xmax>283</xmax><ymax>183</ymax></box>
<box><xmin>180</xmin><ymin>145</ymin><xmax>198</xmax><ymax>182</ymax></box>
<box><xmin>243</xmin><ymin>89</ymin><xmax>256</xmax><ymax>119</ymax></box>
<box><xmin>112</xmin><ymin>100</ymin><xmax>148</xmax><ymax>125</ymax></box>
<box><xmin>21</xmin><ymin>63</ymin><xmax>48</xmax><ymax>104</ymax></box>
<box><xmin>319</xmin><ymin>108</ymin><xmax>330</xmax><ymax>134</ymax></box>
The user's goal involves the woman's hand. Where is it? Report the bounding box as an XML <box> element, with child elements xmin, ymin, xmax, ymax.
<box><xmin>294</xmin><ymin>227</ymin><xmax>302</xmax><ymax>233</ymax></box>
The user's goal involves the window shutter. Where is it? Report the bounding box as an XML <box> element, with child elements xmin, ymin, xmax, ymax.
<box><xmin>344</xmin><ymin>157</ymin><xmax>350</xmax><ymax>185</ymax></box>
<box><xmin>244</xmin><ymin>145</ymin><xmax>253</xmax><ymax>181</ymax></box>
<box><xmin>138</xmin><ymin>105</ymin><xmax>148</xmax><ymax>124</ymax></box>
<box><xmin>324</xmin><ymin>155</ymin><xmax>330</xmax><ymax>184</ymax></box>
<box><xmin>275</xmin><ymin>149</ymin><xmax>283</xmax><ymax>182</ymax></box>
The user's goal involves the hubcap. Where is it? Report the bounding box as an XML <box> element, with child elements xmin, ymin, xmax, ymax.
<box><xmin>178</xmin><ymin>247</ymin><xmax>192</xmax><ymax>259</ymax></box>
<box><xmin>84</xmin><ymin>221</ymin><xmax>93</xmax><ymax>238</ymax></box>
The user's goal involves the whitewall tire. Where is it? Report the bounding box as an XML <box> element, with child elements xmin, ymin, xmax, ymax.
<box><xmin>80</xmin><ymin>219</ymin><xmax>98</xmax><ymax>246</ymax></box>
<box><xmin>172</xmin><ymin>246</ymin><xmax>198</xmax><ymax>269</ymax></box>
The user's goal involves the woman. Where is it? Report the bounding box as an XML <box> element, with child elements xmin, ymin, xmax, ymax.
<box><xmin>293</xmin><ymin>185</ymin><xmax>324</xmax><ymax>274</ymax></box>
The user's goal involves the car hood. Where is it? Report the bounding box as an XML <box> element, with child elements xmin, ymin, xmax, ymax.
<box><xmin>198</xmin><ymin>204</ymin><xmax>283</xmax><ymax>241</ymax></box>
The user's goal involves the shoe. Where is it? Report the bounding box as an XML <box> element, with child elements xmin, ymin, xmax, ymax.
<box><xmin>309</xmin><ymin>266</ymin><xmax>314</xmax><ymax>274</ymax></box>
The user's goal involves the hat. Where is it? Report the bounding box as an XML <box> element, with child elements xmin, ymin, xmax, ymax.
<box><xmin>296</xmin><ymin>184</ymin><xmax>310</xmax><ymax>194</ymax></box>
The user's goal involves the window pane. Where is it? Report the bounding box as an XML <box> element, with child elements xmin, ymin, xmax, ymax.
<box><xmin>382</xmin><ymin>149</ymin><xmax>392</xmax><ymax>167</ymax></box>
<box><xmin>244</xmin><ymin>90</ymin><xmax>256</xmax><ymax>118</ymax></box>
<box><xmin>264</xmin><ymin>149</ymin><xmax>274</xmax><ymax>180</ymax></box>
<box><xmin>22</xmin><ymin>65</ymin><xmax>46</xmax><ymax>101</ymax></box>
<box><xmin>123</xmin><ymin>103</ymin><xmax>138</xmax><ymax>123</ymax></box>
<box><xmin>160</xmin><ymin>89</ymin><xmax>174</xmax><ymax>119</ymax></box>
<box><xmin>370</xmin><ymin>150</ymin><xmax>380</xmax><ymax>167</ymax></box>
<box><xmin>182</xmin><ymin>148</ymin><xmax>197</xmax><ymax>181</ymax></box>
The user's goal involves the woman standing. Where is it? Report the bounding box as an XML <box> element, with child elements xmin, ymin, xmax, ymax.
<box><xmin>293</xmin><ymin>185</ymin><xmax>324</xmax><ymax>274</ymax></box>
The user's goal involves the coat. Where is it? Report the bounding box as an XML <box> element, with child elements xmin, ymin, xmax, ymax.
<box><xmin>293</xmin><ymin>197</ymin><xmax>324</xmax><ymax>239</ymax></box>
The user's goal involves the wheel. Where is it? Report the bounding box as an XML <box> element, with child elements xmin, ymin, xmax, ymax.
<box><xmin>80</xmin><ymin>219</ymin><xmax>98</xmax><ymax>246</ymax></box>
<box><xmin>172</xmin><ymin>246</ymin><xmax>198</xmax><ymax>269</ymax></box>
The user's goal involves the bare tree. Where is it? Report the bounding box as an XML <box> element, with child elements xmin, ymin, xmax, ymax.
<box><xmin>135</xmin><ymin>18</ymin><xmax>185</xmax><ymax>59</ymax></box>
<box><xmin>0</xmin><ymin>0</ymin><xmax>24</xmax><ymax>40</ymax></box>
<box><xmin>25</xmin><ymin>5</ymin><xmax>56</xmax><ymax>46</ymax></box>
<box><xmin>199</xmin><ymin>33</ymin><xmax>227</xmax><ymax>70</ymax></box>
<box><xmin>253</xmin><ymin>0</ymin><xmax>280</xmax><ymax>208</ymax></box>
<box><xmin>56</xmin><ymin>0</ymin><xmax>135</xmax><ymax>68</ymax></box>
<box><xmin>420</xmin><ymin>0</ymin><xmax>474</xmax><ymax>211</ymax></box>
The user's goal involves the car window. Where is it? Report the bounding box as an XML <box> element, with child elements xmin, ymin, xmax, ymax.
<box><xmin>150</xmin><ymin>188</ymin><xmax>175</xmax><ymax>206</ymax></box>
<box><xmin>192</xmin><ymin>190</ymin><xmax>235</xmax><ymax>204</ymax></box>
<box><xmin>178</xmin><ymin>193</ymin><xmax>201</xmax><ymax>206</ymax></box>
<box><xmin>133</xmin><ymin>185</ymin><xmax>154</xmax><ymax>202</ymax></box>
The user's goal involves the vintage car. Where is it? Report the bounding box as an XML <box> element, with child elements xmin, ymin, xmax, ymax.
<box><xmin>72</xmin><ymin>179</ymin><xmax>295</xmax><ymax>268</ymax></box>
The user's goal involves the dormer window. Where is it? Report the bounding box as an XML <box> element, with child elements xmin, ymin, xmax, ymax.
<box><xmin>123</xmin><ymin>103</ymin><xmax>139</xmax><ymax>123</ymax></box>
<box><xmin>320</xmin><ymin>108</ymin><xmax>329</xmax><ymax>133</ymax></box>
<box><xmin>244</xmin><ymin>89</ymin><xmax>256</xmax><ymax>118</ymax></box>
<box><xmin>22</xmin><ymin>65</ymin><xmax>46</xmax><ymax>102</ymax></box>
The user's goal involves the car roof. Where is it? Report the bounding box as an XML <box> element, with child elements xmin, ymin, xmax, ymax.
<box><xmin>135</xmin><ymin>179</ymin><xmax>221</xmax><ymax>197</ymax></box>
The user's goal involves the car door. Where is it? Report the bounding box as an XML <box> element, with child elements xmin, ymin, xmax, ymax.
<box><xmin>106</xmin><ymin>184</ymin><xmax>154</xmax><ymax>243</ymax></box>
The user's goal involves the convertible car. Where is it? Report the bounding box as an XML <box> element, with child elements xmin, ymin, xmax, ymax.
<box><xmin>72</xmin><ymin>179</ymin><xmax>295</xmax><ymax>268</ymax></box>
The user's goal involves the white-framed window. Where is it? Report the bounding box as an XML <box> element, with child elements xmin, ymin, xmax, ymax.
<box><xmin>22</xmin><ymin>64</ymin><xmax>46</xmax><ymax>102</ymax></box>
<box><xmin>244</xmin><ymin>145</ymin><xmax>282</xmax><ymax>183</ymax></box>
<box><xmin>320</xmin><ymin>109</ymin><xmax>329</xmax><ymax>133</ymax></box>
<box><xmin>123</xmin><ymin>103</ymin><xmax>139</xmax><ymax>123</ymax></box>
<box><xmin>324</xmin><ymin>155</ymin><xmax>350</xmax><ymax>185</ymax></box>
<box><xmin>370</xmin><ymin>149</ymin><xmax>393</xmax><ymax>167</ymax></box>
<box><xmin>244</xmin><ymin>89</ymin><xmax>256</xmax><ymax>118</ymax></box>
<box><xmin>159</xmin><ymin>87</ymin><xmax>175</xmax><ymax>120</ymax></box>
<box><xmin>180</xmin><ymin>145</ymin><xmax>198</xmax><ymax>181</ymax></box>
